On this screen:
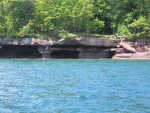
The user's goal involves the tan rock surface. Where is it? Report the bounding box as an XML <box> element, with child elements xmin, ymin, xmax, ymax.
<box><xmin>119</xmin><ymin>41</ymin><xmax>136</xmax><ymax>53</ymax></box>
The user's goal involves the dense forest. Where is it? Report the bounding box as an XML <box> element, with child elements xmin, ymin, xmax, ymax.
<box><xmin>0</xmin><ymin>0</ymin><xmax>150</xmax><ymax>39</ymax></box>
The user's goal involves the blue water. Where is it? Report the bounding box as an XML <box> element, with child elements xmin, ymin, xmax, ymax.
<box><xmin>0</xmin><ymin>59</ymin><xmax>150</xmax><ymax>113</ymax></box>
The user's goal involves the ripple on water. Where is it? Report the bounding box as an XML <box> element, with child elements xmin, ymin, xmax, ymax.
<box><xmin>0</xmin><ymin>59</ymin><xmax>150</xmax><ymax>113</ymax></box>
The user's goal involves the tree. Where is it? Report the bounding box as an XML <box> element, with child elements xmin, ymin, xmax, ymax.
<box><xmin>0</xmin><ymin>0</ymin><xmax>149</xmax><ymax>39</ymax></box>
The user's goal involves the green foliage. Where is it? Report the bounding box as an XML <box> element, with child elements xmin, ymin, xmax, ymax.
<box><xmin>58</xmin><ymin>30</ymin><xmax>77</xmax><ymax>39</ymax></box>
<box><xmin>18</xmin><ymin>20</ymin><xmax>34</xmax><ymax>38</ymax></box>
<box><xmin>90</xmin><ymin>18</ymin><xmax>104</xmax><ymax>33</ymax></box>
<box><xmin>128</xmin><ymin>16</ymin><xmax>150</xmax><ymax>39</ymax></box>
<box><xmin>0</xmin><ymin>0</ymin><xmax>149</xmax><ymax>39</ymax></box>
<box><xmin>117</xmin><ymin>24</ymin><xmax>130</xmax><ymax>36</ymax></box>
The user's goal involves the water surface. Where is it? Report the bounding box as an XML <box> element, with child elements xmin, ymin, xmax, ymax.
<box><xmin>0</xmin><ymin>59</ymin><xmax>150</xmax><ymax>113</ymax></box>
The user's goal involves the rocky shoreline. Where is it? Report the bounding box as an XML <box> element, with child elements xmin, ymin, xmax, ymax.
<box><xmin>0</xmin><ymin>37</ymin><xmax>150</xmax><ymax>59</ymax></box>
<box><xmin>112</xmin><ymin>39</ymin><xmax>150</xmax><ymax>59</ymax></box>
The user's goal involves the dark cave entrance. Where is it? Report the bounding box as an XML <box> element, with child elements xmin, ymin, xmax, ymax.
<box><xmin>0</xmin><ymin>45</ymin><xmax>42</xmax><ymax>58</ymax></box>
<box><xmin>50</xmin><ymin>50</ymin><xmax>79</xmax><ymax>59</ymax></box>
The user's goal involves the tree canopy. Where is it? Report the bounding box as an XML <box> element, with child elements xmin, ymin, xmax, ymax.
<box><xmin>0</xmin><ymin>0</ymin><xmax>149</xmax><ymax>39</ymax></box>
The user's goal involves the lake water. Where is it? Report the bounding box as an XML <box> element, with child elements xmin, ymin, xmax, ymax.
<box><xmin>0</xmin><ymin>59</ymin><xmax>150</xmax><ymax>113</ymax></box>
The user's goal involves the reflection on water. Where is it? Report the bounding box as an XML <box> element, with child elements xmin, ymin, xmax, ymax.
<box><xmin>0</xmin><ymin>59</ymin><xmax>150</xmax><ymax>113</ymax></box>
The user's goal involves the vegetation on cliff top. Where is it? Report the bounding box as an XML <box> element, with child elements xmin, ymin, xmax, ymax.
<box><xmin>0</xmin><ymin>0</ymin><xmax>149</xmax><ymax>39</ymax></box>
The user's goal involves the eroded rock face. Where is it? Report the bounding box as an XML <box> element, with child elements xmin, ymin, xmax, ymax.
<box><xmin>78</xmin><ymin>47</ymin><xmax>114</xmax><ymax>59</ymax></box>
<box><xmin>135</xmin><ymin>39</ymin><xmax>150</xmax><ymax>52</ymax></box>
<box><xmin>0</xmin><ymin>37</ymin><xmax>118</xmax><ymax>47</ymax></box>
<box><xmin>113</xmin><ymin>39</ymin><xmax>150</xmax><ymax>59</ymax></box>
<box><xmin>0</xmin><ymin>38</ymin><xmax>150</xmax><ymax>59</ymax></box>
<box><xmin>0</xmin><ymin>37</ymin><xmax>118</xmax><ymax>59</ymax></box>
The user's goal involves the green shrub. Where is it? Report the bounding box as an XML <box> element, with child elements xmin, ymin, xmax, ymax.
<box><xmin>58</xmin><ymin>30</ymin><xmax>77</xmax><ymax>38</ymax></box>
<box><xmin>128</xmin><ymin>16</ymin><xmax>150</xmax><ymax>39</ymax></box>
<box><xmin>117</xmin><ymin>24</ymin><xmax>130</xmax><ymax>36</ymax></box>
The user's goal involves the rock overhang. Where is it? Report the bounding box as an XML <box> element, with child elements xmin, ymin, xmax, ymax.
<box><xmin>0</xmin><ymin>37</ymin><xmax>117</xmax><ymax>59</ymax></box>
<box><xmin>0</xmin><ymin>37</ymin><xmax>118</xmax><ymax>47</ymax></box>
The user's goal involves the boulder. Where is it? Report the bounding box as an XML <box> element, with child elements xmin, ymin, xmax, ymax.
<box><xmin>119</xmin><ymin>41</ymin><xmax>136</xmax><ymax>53</ymax></box>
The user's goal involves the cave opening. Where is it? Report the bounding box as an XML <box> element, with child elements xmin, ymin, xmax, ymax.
<box><xmin>50</xmin><ymin>50</ymin><xmax>79</xmax><ymax>59</ymax></box>
<box><xmin>108</xmin><ymin>51</ymin><xmax>116</xmax><ymax>58</ymax></box>
<box><xmin>0</xmin><ymin>45</ymin><xmax>42</xmax><ymax>58</ymax></box>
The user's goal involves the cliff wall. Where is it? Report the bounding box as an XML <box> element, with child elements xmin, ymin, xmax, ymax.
<box><xmin>0</xmin><ymin>38</ymin><xmax>118</xmax><ymax>59</ymax></box>
<box><xmin>113</xmin><ymin>39</ymin><xmax>150</xmax><ymax>59</ymax></box>
<box><xmin>0</xmin><ymin>38</ymin><xmax>150</xmax><ymax>59</ymax></box>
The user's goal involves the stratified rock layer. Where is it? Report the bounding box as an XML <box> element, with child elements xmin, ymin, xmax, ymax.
<box><xmin>113</xmin><ymin>39</ymin><xmax>150</xmax><ymax>59</ymax></box>
<box><xmin>0</xmin><ymin>38</ymin><xmax>150</xmax><ymax>59</ymax></box>
<box><xmin>0</xmin><ymin>37</ymin><xmax>117</xmax><ymax>59</ymax></box>
<box><xmin>0</xmin><ymin>37</ymin><xmax>117</xmax><ymax>47</ymax></box>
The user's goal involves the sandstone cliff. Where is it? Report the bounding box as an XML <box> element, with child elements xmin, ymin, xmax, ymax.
<box><xmin>0</xmin><ymin>37</ymin><xmax>118</xmax><ymax>59</ymax></box>
<box><xmin>0</xmin><ymin>37</ymin><xmax>118</xmax><ymax>47</ymax></box>
<box><xmin>0</xmin><ymin>38</ymin><xmax>150</xmax><ymax>59</ymax></box>
<box><xmin>113</xmin><ymin>39</ymin><xmax>150</xmax><ymax>59</ymax></box>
